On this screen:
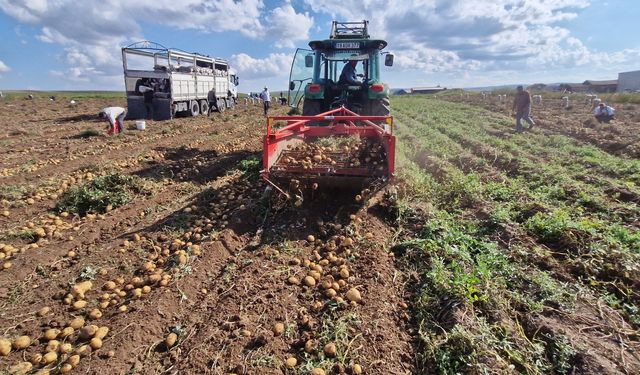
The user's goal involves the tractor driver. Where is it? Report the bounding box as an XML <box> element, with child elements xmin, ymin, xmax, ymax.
<box><xmin>339</xmin><ymin>59</ymin><xmax>361</xmax><ymax>85</ymax></box>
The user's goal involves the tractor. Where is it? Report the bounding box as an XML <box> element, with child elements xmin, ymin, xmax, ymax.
<box><xmin>288</xmin><ymin>20</ymin><xmax>394</xmax><ymax>116</ymax></box>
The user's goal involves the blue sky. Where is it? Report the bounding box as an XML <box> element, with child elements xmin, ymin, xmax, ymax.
<box><xmin>0</xmin><ymin>0</ymin><xmax>638</xmax><ymax>92</ymax></box>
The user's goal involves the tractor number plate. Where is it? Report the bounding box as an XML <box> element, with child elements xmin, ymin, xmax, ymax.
<box><xmin>335</xmin><ymin>42</ymin><xmax>360</xmax><ymax>49</ymax></box>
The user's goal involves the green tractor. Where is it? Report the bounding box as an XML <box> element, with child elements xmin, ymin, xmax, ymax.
<box><xmin>288</xmin><ymin>20</ymin><xmax>394</xmax><ymax>116</ymax></box>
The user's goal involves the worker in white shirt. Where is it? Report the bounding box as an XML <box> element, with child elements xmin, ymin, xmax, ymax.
<box><xmin>259</xmin><ymin>87</ymin><xmax>270</xmax><ymax>116</ymax></box>
<box><xmin>98</xmin><ymin>106</ymin><xmax>127</xmax><ymax>135</ymax></box>
<box><xmin>593</xmin><ymin>103</ymin><xmax>615</xmax><ymax>123</ymax></box>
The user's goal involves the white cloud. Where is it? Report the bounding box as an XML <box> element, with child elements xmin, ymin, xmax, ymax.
<box><xmin>231</xmin><ymin>53</ymin><xmax>293</xmax><ymax>80</ymax></box>
<box><xmin>0</xmin><ymin>0</ymin><xmax>313</xmax><ymax>86</ymax></box>
<box><xmin>0</xmin><ymin>59</ymin><xmax>10</xmax><ymax>73</ymax></box>
<box><xmin>302</xmin><ymin>0</ymin><xmax>637</xmax><ymax>78</ymax></box>
<box><xmin>265</xmin><ymin>4</ymin><xmax>314</xmax><ymax>48</ymax></box>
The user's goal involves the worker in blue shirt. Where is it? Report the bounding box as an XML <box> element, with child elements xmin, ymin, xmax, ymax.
<box><xmin>339</xmin><ymin>59</ymin><xmax>361</xmax><ymax>85</ymax></box>
<box><xmin>593</xmin><ymin>103</ymin><xmax>615</xmax><ymax>123</ymax></box>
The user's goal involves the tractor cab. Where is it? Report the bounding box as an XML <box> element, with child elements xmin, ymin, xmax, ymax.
<box><xmin>289</xmin><ymin>21</ymin><xmax>394</xmax><ymax>116</ymax></box>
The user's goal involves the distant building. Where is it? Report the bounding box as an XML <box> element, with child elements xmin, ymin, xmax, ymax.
<box><xmin>617</xmin><ymin>70</ymin><xmax>640</xmax><ymax>92</ymax></box>
<box><xmin>583</xmin><ymin>80</ymin><xmax>618</xmax><ymax>93</ymax></box>
<box><xmin>410</xmin><ymin>86</ymin><xmax>447</xmax><ymax>94</ymax></box>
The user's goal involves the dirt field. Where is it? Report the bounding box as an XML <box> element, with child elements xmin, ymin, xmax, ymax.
<box><xmin>0</xmin><ymin>93</ymin><xmax>639</xmax><ymax>375</ymax></box>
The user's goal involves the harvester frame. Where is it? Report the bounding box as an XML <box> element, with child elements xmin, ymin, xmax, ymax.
<box><xmin>262</xmin><ymin>106</ymin><xmax>395</xmax><ymax>198</ymax></box>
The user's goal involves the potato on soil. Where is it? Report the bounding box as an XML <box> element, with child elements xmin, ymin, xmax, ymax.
<box><xmin>94</xmin><ymin>326</ymin><xmax>109</xmax><ymax>339</ymax></box>
<box><xmin>80</xmin><ymin>325</ymin><xmax>98</xmax><ymax>339</ymax></box>
<box><xmin>303</xmin><ymin>275</ymin><xmax>316</xmax><ymax>287</ymax></box>
<box><xmin>37</xmin><ymin>306</ymin><xmax>51</xmax><ymax>317</ymax></box>
<box><xmin>71</xmin><ymin>280</ymin><xmax>92</xmax><ymax>299</ymax></box>
<box><xmin>42</xmin><ymin>351</ymin><xmax>58</xmax><ymax>364</ymax></box>
<box><xmin>90</xmin><ymin>337</ymin><xmax>103</xmax><ymax>349</ymax></box>
<box><xmin>67</xmin><ymin>354</ymin><xmax>81</xmax><ymax>366</ymax></box>
<box><xmin>60</xmin><ymin>363</ymin><xmax>73</xmax><ymax>373</ymax></box>
<box><xmin>69</xmin><ymin>316</ymin><xmax>85</xmax><ymax>329</ymax></box>
<box><xmin>285</xmin><ymin>357</ymin><xmax>297</xmax><ymax>368</ymax></box>
<box><xmin>346</xmin><ymin>288</ymin><xmax>362</xmax><ymax>303</ymax></box>
<box><xmin>310</xmin><ymin>368</ymin><xmax>326</xmax><ymax>375</ymax></box>
<box><xmin>352</xmin><ymin>363</ymin><xmax>363</xmax><ymax>374</ymax></box>
<box><xmin>9</xmin><ymin>361</ymin><xmax>32</xmax><ymax>375</ymax></box>
<box><xmin>165</xmin><ymin>332</ymin><xmax>178</xmax><ymax>348</ymax></box>
<box><xmin>0</xmin><ymin>338</ymin><xmax>11</xmax><ymax>355</ymax></box>
<box><xmin>324</xmin><ymin>342</ymin><xmax>337</xmax><ymax>357</ymax></box>
<box><xmin>12</xmin><ymin>335</ymin><xmax>31</xmax><ymax>349</ymax></box>
<box><xmin>273</xmin><ymin>322</ymin><xmax>285</xmax><ymax>336</ymax></box>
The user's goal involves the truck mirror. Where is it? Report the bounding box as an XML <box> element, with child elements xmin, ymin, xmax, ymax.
<box><xmin>289</xmin><ymin>81</ymin><xmax>296</xmax><ymax>91</ymax></box>
<box><xmin>305</xmin><ymin>55</ymin><xmax>313</xmax><ymax>68</ymax></box>
<box><xmin>384</xmin><ymin>53</ymin><xmax>394</xmax><ymax>67</ymax></box>
<box><xmin>235</xmin><ymin>77</ymin><xmax>239</xmax><ymax>85</ymax></box>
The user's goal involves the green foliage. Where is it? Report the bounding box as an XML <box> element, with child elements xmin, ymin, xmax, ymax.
<box><xmin>55</xmin><ymin>173</ymin><xmax>147</xmax><ymax>215</ymax></box>
<box><xmin>236</xmin><ymin>155</ymin><xmax>261</xmax><ymax>181</ymax></box>
<box><xmin>77</xmin><ymin>128</ymin><xmax>102</xmax><ymax>138</ymax></box>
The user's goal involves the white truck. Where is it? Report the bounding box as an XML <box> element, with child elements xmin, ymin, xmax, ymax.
<box><xmin>121</xmin><ymin>41</ymin><xmax>239</xmax><ymax>120</ymax></box>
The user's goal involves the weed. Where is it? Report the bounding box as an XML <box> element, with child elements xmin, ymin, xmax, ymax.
<box><xmin>236</xmin><ymin>155</ymin><xmax>261</xmax><ymax>181</ymax></box>
<box><xmin>77</xmin><ymin>128</ymin><xmax>102</xmax><ymax>138</ymax></box>
<box><xmin>55</xmin><ymin>173</ymin><xmax>148</xmax><ymax>215</ymax></box>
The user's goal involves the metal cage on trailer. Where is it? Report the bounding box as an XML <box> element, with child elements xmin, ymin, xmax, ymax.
<box><xmin>121</xmin><ymin>41</ymin><xmax>239</xmax><ymax>121</ymax></box>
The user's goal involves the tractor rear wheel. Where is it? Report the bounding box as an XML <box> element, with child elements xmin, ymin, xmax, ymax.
<box><xmin>302</xmin><ymin>98</ymin><xmax>321</xmax><ymax>116</ymax></box>
<box><xmin>363</xmin><ymin>97</ymin><xmax>390</xmax><ymax>116</ymax></box>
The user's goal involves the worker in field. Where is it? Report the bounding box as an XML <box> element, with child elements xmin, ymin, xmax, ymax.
<box><xmin>593</xmin><ymin>102</ymin><xmax>615</xmax><ymax>123</ymax></box>
<box><xmin>98</xmin><ymin>106</ymin><xmax>127</xmax><ymax>135</ymax></box>
<box><xmin>260</xmin><ymin>87</ymin><xmax>271</xmax><ymax>116</ymax></box>
<box><xmin>512</xmin><ymin>85</ymin><xmax>535</xmax><ymax>133</ymax></box>
<box><xmin>339</xmin><ymin>59</ymin><xmax>361</xmax><ymax>85</ymax></box>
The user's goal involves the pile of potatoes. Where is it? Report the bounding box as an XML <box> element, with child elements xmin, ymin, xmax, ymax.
<box><xmin>276</xmin><ymin>136</ymin><xmax>387</xmax><ymax>171</ymax></box>
<box><xmin>0</xmin><ymin>317</ymin><xmax>109</xmax><ymax>374</ymax></box>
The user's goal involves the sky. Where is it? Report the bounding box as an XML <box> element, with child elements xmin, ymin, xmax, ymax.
<box><xmin>0</xmin><ymin>0</ymin><xmax>639</xmax><ymax>92</ymax></box>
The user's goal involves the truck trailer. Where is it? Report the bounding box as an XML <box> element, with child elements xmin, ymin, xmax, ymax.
<box><xmin>121</xmin><ymin>41</ymin><xmax>239</xmax><ymax>121</ymax></box>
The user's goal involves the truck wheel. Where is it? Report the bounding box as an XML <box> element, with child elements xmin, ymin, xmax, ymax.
<box><xmin>190</xmin><ymin>100</ymin><xmax>200</xmax><ymax>117</ymax></box>
<box><xmin>216</xmin><ymin>98</ymin><xmax>226</xmax><ymax>113</ymax></box>
<box><xmin>364</xmin><ymin>98</ymin><xmax>390</xmax><ymax>116</ymax></box>
<box><xmin>200</xmin><ymin>100</ymin><xmax>209</xmax><ymax>115</ymax></box>
<box><xmin>302</xmin><ymin>99</ymin><xmax>321</xmax><ymax>116</ymax></box>
<box><xmin>227</xmin><ymin>98</ymin><xmax>235</xmax><ymax>109</ymax></box>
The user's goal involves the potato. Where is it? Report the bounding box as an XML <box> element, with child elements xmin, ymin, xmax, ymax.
<box><xmin>94</xmin><ymin>326</ymin><xmax>109</xmax><ymax>339</ymax></box>
<box><xmin>352</xmin><ymin>364</ymin><xmax>363</xmax><ymax>375</ymax></box>
<box><xmin>103</xmin><ymin>281</ymin><xmax>116</xmax><ymax>290</ymax></box>
<box><xmin>60</xmin><ymin>363</ymin><xmax>73</xmax><ymax>373</ymax></box>
<box><xmin>304</xmin><ymin>339</ymin><xmax>316</xmax><ymax>353</ymax></box>
<box><xmin>75</xmin><ymin>344</ymin><xmax>90</xmax><ymax>357</ymax></box>
<box><xmin>0</xmin><ymin>338</ymin><xmax>11</xmax><ymax>356</ymax></box>
<box><xmin>67</xmin><ymin>354</ymin><xmax>80</xmax><ymax>366</ymax></box>
<box><xmin>12</xmin><ymin>335</ymin><xmax>31</xmax><ymax>350</ymax></box>
<box><xmin>9</xmin><ymin>361</ymin><xmax>32</xmax><ymax>375</ymax></box>
<box><xmin>287</xmin><ymin>276</ymin><xmax>300</xmax><ymax>285</ymax></box>
<box><xmin>307</xmin><ymin>235</ymin><xmax>315</xmax><ymax>242</ymax></box>
<box><xmin>303</xmin><ymin>276</ymin><xmax>316</xmax><ymax>287</ymax></box>
<box><xmin>59</xmin><ymin>343</ymin><xmax>73</xmax><ymax>354</ymax></box>
<box><xmin>37</xmin><ymin>306</ymin><xmax>51</xmax><ymax>317</ymax></box>
<box><xmin>273</xmin><ymin>322</ymin><xmax>285</xmax><ymax>336</ymax></box>
<box><xmin>165</xmin><ymin>332</ymin><xmax>178</xmax><ymax>348</ymax></box>
<box><xmin>42</xmin><ymin>351</ymin><xmax>58</xmax><ymax>364</ymax></box>
<box><xmin>310</xmin><ymin>368</ymin><xmax>326</xmax><ymax>375</ymax></box>
<box><xmin>89</xmin><ymin>308</ymin><xmax>103</xmax><ymax>319</ymax></box>
<box><xmin>345</xmin><ymin>288</ymin><xmax>362</xmax><ymax>303</ymax></box>
<box><xmin>339</xmin><ymin>268</ymin><xmax>349</xmax><ymax>279</ymax></box>
<box><xmin>35</xmin><ymin>370</ymin><xmax>50</xmax><ymax>375</ymax></box>
<box><xmin>69</xmin><ymin>316</ymin><xmax>85</xmax><ymax>329</ymax></box>
<box><xmin>46</xmin><ymin>340</ymin><xmax>60</xmax><ymax>352</ymax></box>
<box><xmin>60</xmin><ymin>326</ymin><xmax>75</xmax><ymax>338</ymax></box>
<box><xmin>30</xmin><ymin>353</ymin><xmax>43</xmax><ymax>364</ymax></box>
<box><xmin>73</xmin><ymin>300</ymin><xmax>88</xmax><ymax>310</ymax></box>
<box><xmin>324</xmin><ymin>343</ymin><xmax>337</xmax><ymax>357</ymax></box>
<box><xmin>89</xmin><ymin>337</ymin><xmax>103</xmax><ymax>349</ymax></box>
<box><xmin>71</xmin><ymin>280</ymin><xmax>93</xmax><ymax>299</ymax></box>
<box><xmin>285</xmin><ymin>357</ymin><xmax>297</xmax><ymax>368</ymax></box>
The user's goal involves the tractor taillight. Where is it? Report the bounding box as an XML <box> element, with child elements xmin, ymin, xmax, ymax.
<box><xmin>309</xmin><ymin>84</ymin><xmax>322</xmax><ymax>93</ymax></box>
<box><xmin>371</xmin><ymin>84</ymin><xmax>384</xmax><ymax>92</ymax></box>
